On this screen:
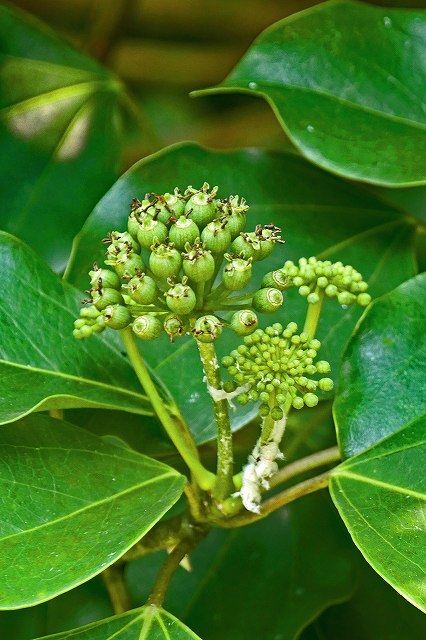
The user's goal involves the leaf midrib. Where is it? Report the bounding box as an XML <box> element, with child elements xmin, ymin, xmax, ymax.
<box><xmin>0</xmin><ymin>359</ymin><xmax>149</xmax><ymax>406</ymax></box>
<box><xmin>0</xmin><ymin>471</ymin><xmax>177</xmax><ymax>545</ymax></box>
<box><xmin>224</xmin><ymin>79</ymin><xmax>426</xmax><ymax>131</ymax></box>
<box><xmin>335</xmin><ymin>470</ymin><xmax>426</xmax><ymax>501</ymax></box>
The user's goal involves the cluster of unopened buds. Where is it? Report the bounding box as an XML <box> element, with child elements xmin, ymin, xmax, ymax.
<box><xmin>73</xmin><ymin>183</ymin><xmax>286</xmax><ymax>342</ymax></box>
<box><xmin>222</xmin><ymin>322</ymin><xmax>333</xmax><ymax>417</ymax></box>
<box><xmin>266</xmin><ymin>257</ymin><xmax>371</xmax><ymax>307</ymax></box>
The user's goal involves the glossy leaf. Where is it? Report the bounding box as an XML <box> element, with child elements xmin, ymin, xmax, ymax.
<box><xmin>0</xmin><ymin>414</ymin><xmax>185</xmax><ymax>609</ymax></box>
<box><xmin>66</xmin><ymin>143</ymin><xmax>415</xmax><ymax>442</ymax></box>
<box><xmin>335</xmin><ymin>273</ymin><xmax>426</xmax><ymax>457</ymax></box>
<box><xmin>302</xmin><ymin>558</ymin><xmax>426</xmax><ymax>640</ymax></box>
<box><xmin>127</xmin><ymin>493</ymin><xmax>355</xmax><ymax>639</ymax></box>
<box><xmin>34</xmin><ymin>607</ymin><xmax>201</xmax><ymax>640</ymax></box>
<box><xmin>66</xmin><ymin>143</ymin><xmax>415</xmax><ymax>443</ymax></box>
<box><xmin>0</xmin><ymin>231</ymin><xmax>153</xmax><ymax>424</ymax></box>
<box><xmin>330</xmin><ymin>414</ymin><xmax>426</xmax><ymax>612</ymax></box>
<box><xmin>0</xmin><ymin>3</ymin><xmax>122</xmax><ymax>269</ymax></box>
<box><xmin>197</xmin><ymin>0</ymin><xmax>426</xmax><ymax>186</ymax></box>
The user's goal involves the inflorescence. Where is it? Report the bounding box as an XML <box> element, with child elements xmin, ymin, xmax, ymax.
<box><xmin>222</xmin><ymin>322</ymin><xmax>333</xmax><ymax>417</ymax></box>
<box><xmin>264</xmin><ymin>257</ymin><xmax>371</xmax><ymax>307</ymax></box>
<box><xmin>73</xmin><ymin>183</ymin><xmax>286</xmax><ymax>343</ymax></box>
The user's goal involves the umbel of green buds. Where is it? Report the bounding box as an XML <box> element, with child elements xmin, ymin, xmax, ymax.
<box><xmin>74</xmin><ymin>182</ymin><xmax>287</xmax><ymax>344</ymax></box>
<box><xmin>271</xmin><ymin>257</ymin><xmax>371</xmax><ymax>307</ymax></box>
<box><xmin>222</xmin><ymin>322</ymin><xmax>333</xmax><ymax>416</ymax></box>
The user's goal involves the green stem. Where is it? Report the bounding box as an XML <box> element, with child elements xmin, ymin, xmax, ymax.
<box><xmin>197</xmin><ymin>341</ymin><xmax>234</xmax><ymax>501</ymax></box>
<box><xmin>268</xmin><ymin>446</ymin><xmax>340</xmax><ymax>489</ymax></box>
<box><xmin>121</xmin><ymin>328</ymin><xmax>215</xmax><ymax>491</ymax></box>
<box><xmin>220</xmin><ymin>470</ymin><xmax>332</xmax><ymax>528</ymax></box>
<box><xmin>147</xmin><ymin>534</ymin><xmax>204</xmax><ymax>607</ymax></box>
<box><xmin>195</xmin><ymin>282</ymin><xmax>205</xmax><ymax>310</ymax></box>
<box><xmin>102</xmin><ymin>565</ymin><xmax>131</xmax><ymax>614</ymax></box>
<box><xmin>303</xmin><ymin>289</ymin><xmax>325</xmax><ymax>339</ymax></box>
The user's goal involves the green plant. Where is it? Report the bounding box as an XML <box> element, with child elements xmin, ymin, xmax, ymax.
<box><xmin>0</xmin><ymin>1</ymin><xmax>425</xmax><ymax>639</ymax></box>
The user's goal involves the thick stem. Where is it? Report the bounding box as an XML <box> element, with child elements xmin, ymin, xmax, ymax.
<box><xmin>195</xmin><ymin>282</ymin><xmax>205</xmax><ymax>310</ymax></box>
<box><xmin>269</xmin><ymin>446</ymin><xmax>340</xmax><ymax>489</ymax></box>
<box><xmin>121</xmin><ymin>328</ymin><xmax>215</xmax><ymax>491</ymax></box>
<box><xmin>102</xmin><ymin>565</ymin><xmax>131</xmax><ymax>614</ymax></box>
<box><xmin>220</xmin><ymin>470</ymin><xmax>332</xmax><ymax>528</ymax></box>
<box><xmin>197</xmin><ymin>341</ymin><xmax>234</xmax><ymax>500</ymax></box>
<box><xmin>147</xmin><ymin>536</ymin><xmax>200</xmax><ymax>607</ymax></box>
<box><xmin>303</xmin><ymin>289</ymin><xmax>325</xmax><ymax>339</ymax></box>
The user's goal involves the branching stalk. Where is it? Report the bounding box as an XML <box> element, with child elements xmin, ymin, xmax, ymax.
<box><xmin>102</xmin><ymin>565</ymin><xmax>131</xmax><ymax>614</ymax></box>
<box><xmin>197</xmin><ymin>341</ymin><xmax>234</xmax><ymax>500</ymax></box>
<box><xmin>121</xmin><ymin>328</ymin><xmax>215</xmax><ymax>491</ymax></box>
<box><xmin>303</xmin><ymin>289</ymin><xmax>325</xmax><ymax>339</ymax></box>
<box><xmin>268</xmin><ymin>446</ymin><xmax>341</xmax><ymax>488</ymax></box>
<box><xmin>220</xmin><ymin>470</ymin><xmax>333</xmax><ymax>528</ymax></box>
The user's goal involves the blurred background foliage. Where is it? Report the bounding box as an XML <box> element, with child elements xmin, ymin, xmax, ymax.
<box><xmin>9</xmin><ymin>0</ymin><xmax>426</xmax><ymax>172</ymax></box>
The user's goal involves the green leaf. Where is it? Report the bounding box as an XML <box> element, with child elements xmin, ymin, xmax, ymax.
<box><xmin>0</xmin><ymin>3</ymin><xmax>123</xmax><ymax>269</ymax></box>
<box><xmin>128</xmin><ymin>494</ymin><xmax>355</xmax><ymax>640</ymax></box>
<box><xmin>0</xmin><ymin>231</ymin><xmax>153</xmax><ymax>423</ymax></box>
<box><xmin>330</xmin><ymin>414</ymin><xmax>426</xmax><ymax>613</ymax></box>
<box><xmin>66</xmin><ymin>142</ymin><xmax>416</xmax><ymax>443</ymax></box>
<box><xmin>34</xmin><ymin>607</ymin><xmax>201</xmax><ymax>640</ymax></box>
<box><xmin>334</xmin><ymin>273</ymin><xmax>426</xmax><ymax>458</ymax></box>
<box><xmin>0</xmin><ymin>414</ymin><xmax>185</xmax><ymax>609</ymax></box>
<box><xmin>196</xmin><ymin>1</ymin><xmax>426</xmax><ymax>186</ymax></box>
<box><xmin>302</xmin><ymin>558</ymin><xmax>426</xmax><ymax>640</ymax></box>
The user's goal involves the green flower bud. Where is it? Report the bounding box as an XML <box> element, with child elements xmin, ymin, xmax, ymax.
<box><xmin>155</xmin><ymin>190</ymin><xmax>185</xmax><ymax>224</ymax></box>
<box><xmin>337</xmin><ymin>291</ymin><xmax>356</xmax><ymax>306</ymax></box>
<box><xmin>271</xmin><ymin>406</ymin><xmax>284</xmax><ymax>420</ymax></box>
<box><xmin>165</xmin><ymin>281</ymin><xmax>197</xmax><ymax>314</ymax></box>
<box><xmin>164</xmin><ymin>314</ymin><xmax>187</xmax><ymax>342</ymax></box>
<box><xmin>127</xmin><ymin>211</ymin><xmax>141</xmax><ymax>240</ymax></box>
<box><xmin>149</xmin><ymin>242</ymin><xmax>182</xmax><ymax>279</ymax></box>
<box><xmin>89</xmin><ymin>265</ymin><xmax>121</xmax><ymax>290</ymax></box>
<box><xmin>304</xmin><ymin>393</ymin><xmax>318</xmax><ymax>408</ymax></box>
<box><xmin>80</xmin><ymin>305</ymin><xmax>100</xmax><ymax>319</ymax></box>
<box><xmin>292</xmin><ymin>396</ymin><xmax>304</xmax><ymax>410</ymax></box>
<box><xmin>261</xmin><ymin>269</ymin><xmax>288</xmax><ymax>290</ymax></box>
<box><xmin>132</xmin><ymin>315</ymin><xmax>163</xmax><ymax>340</ymax></box>
<box><xmin>105</xmin><ymin>251</ymin><xmax>145</xmax><ymax>278</ymax></box>
<box><xmin>169</xmin><ymin>216</ymin><xmax>200</xmax><ymax>250</ymax></box>
<box><xmin>137</xmin><ymin>217</ymin><xmax>168</xmax><ymax>249</ymax></box>
<box><xmin>231</xmin><ymin>232</ymin><xmax>257</xmax><ymax>260</ymax></box>
<box><xmin>182</xmin><ymin>242</ymin><xmax>215</xmax><ymax>283</ymax></box>
<box><xmin>123</xmin><ymin>273</ymin><xmax>158</xmax><ymax>305</ymax></box>
<box><xmin>357</xmin><ymin>293</ymin><xmax>371</xmax><ymax>307</ymax></box>
<box><xmin>256</xmin><ymin>225</ymin><xmax>283</xmax><ymax>260</ymax></box>
<box><xmin>230</xmin><ymin>310</ymin><xmax>258</xmax><ymax>336</ymax></box>
<box><xmin>218</xmin><ymin>195</ymin><xmax>248</xmax><ymax>239</ymax></box>
<box><xmin>201</xmin><ymin>219</ymin><xmax>232</xmax><ymax>254</ymax></box>
<box><xmin>252</xmin><ymin>287</ymin><xmax>284</xmax><ymax>313</ymax></box>
<box><xmin>185</xmin><ymin>183</ymin><xmax>218</xmax><ymax>228</ymax></box>
<box><xmin>318</xmin><ymin>378</ymin><xmax>334</xmax><ymax>392</ymax></box>
<box><xmin>259</xmin><ymin>403</ymin><xmax>270</xmax><ymax>417</ymax></box>
<box><xmin>307</xmin><ymin>291</ymin><xmax>320</xmax><ymax>304</ymax></box>
<box><xmin>316</xmin><ymin>360</ymin><xmax>331</xmax><ymax>374</ymax></box>
<box><xmin>192</xmin><ymin>315</ymin><xmax>223</xmax><ymax>343</ymax></box>
<box><xmin>91</xmin><ymin>287</ymin><xmax>124</xmax><ymax>310</ymax></box>
<box><xmin>105</xmin><ymin>231</ymin><xmax>140</xmax><ymax>255</ymax></box>
<box><xmin>102</xmin><ymin>304</ymin><xmax>132</xmax><ymax>330</ymax></box>
<box><xmin>222</xmin><ymin>255</ymin><xmax>252</xmax><ymax>291</ymax></box>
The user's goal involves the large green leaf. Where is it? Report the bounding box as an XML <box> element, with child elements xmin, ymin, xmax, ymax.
<box><xmin>127</xmin><ymin>493</ymin><xmax>355</xmax><ymax>639</ymax></box>
<box><xmin>330</xmin><ymin>414</ymin><xmax>426</xmax><ymax>613</ymax></box>
<box><xmin>34</xmin><ymin>607</ymin><xmax>201</xmax><ymax>640</ymax></box>
<box><xmin>334</xmin><ymin>273</ymin><xmax>426</xmax><ymax>457</ymax></box>
<box><xmin>302</xmin><ymin>558</ymin><xmax>426</xmax><ymax>640</ymax></box>
<box><xmin>196</xmin><ymin>1</ymin><xmax>426</xmax><ymax>186</ymax></box>
<box><xmin>0</xmin><ymin>3</ymin><xmax>123</xmax><ymax>269</ymax></box>
<box><xmin>65</xmin><ymin>143</ymin><xmax>416</xmax><ymax>443</ymax></box>
<box><xmin>0</xmin><ymin>414</ymin><xmax>185</xmax><ymax>609</ymax></box>
<box><xmin>0</xmin><ymin>231</ymin><xmax>153</xmax><ymax>423</ymax></box>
